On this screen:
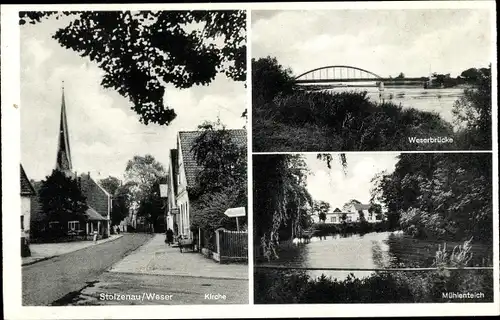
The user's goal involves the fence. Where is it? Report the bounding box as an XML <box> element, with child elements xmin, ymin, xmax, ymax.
<box><xmin>218</xmin><ymin>229</ymin><xmax>247</xmax><ymax>263</ymax></box>
<box><xmin>200</xmin><ymin>228</ymin><xmax>247</xmax><ymax>263</ymax></box>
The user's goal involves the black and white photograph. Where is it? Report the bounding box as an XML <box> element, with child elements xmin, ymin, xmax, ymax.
<box><xmin>19</xmin><ymin>9</ymin><xmax>248</xmax><ymax>306</ymax></box>
<box><xmin>1</xmin><ymin>1</ymin><xmax>498</xmax><ymax>319</ymax></box>
<box><xmin>253</xmin><ymin>152</ymin><xmax>494</xmax><ymax>303</ymax></box>
<box><xmin>252</xmin><ymin>9</ymin><xmax>493</xmax><ymax>152</ymax></box>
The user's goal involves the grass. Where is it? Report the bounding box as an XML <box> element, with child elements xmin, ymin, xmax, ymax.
<box><xmin>253</xmin><ymin>90</ymin><xmax>459</xmax><ymax>152</ymax></box>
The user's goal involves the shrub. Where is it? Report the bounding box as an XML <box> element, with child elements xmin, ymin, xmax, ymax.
<box><xmin>253</xmin><ymin>89</ymin><xmax>455</xmax><ymax>151</ymax></box>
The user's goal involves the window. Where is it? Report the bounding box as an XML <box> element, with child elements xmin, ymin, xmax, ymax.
<box><xmin>68</xmin><ymin>221</ymin><xmax>80</xmax><ymax>231</ymax></box>
<box><xmin>369</xmin><ymin>213</ymin><xmax>373</xmax><ymax>221</ymax></box>
<box><xmin>347</xmin><ymin>216</ymin><xmax>352</xmax><ymax>223</ymax></box>
<box><xmin>49</xmin><ymin>221</ymin><xmax>60</xmax><ymax>228</ymax></box>
<box><xmin>21</xmin><ymin>216</ymin><xmax>24</xmax><ymax>230</ymax></box>
<box><xmin>330</xmin><ymin>217</ymin><xmax>337</xmax><ymax>223</ymax></box>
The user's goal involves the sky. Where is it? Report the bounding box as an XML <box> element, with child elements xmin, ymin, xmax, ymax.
<box><xmin>305</xmin><ymin>153</ymin><xmax>399</xmax><ymax>211</ymax></box>
<box><xmin>20</xmin><ymin>15</ymin><xmax>246</xmax><ymax>182</ymax></box>
<box><xmin>252</xmin><ymin>9</ymin><xmax>493</xmax><ymax>78</ymax></box>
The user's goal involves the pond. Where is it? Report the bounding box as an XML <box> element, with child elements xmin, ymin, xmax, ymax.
<box><xmin>265</xmin><ymin>231</ymin><xmax>492</xmax><ymax>280</ymax></box>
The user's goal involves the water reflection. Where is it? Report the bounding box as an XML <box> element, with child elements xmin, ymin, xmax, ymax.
<box><xmin>269</xmin><ymin>231</ymin><xmax>492</xmax><ymax>280</ymax></box>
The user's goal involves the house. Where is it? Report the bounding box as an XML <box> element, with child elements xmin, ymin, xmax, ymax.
<box><xmin>21</xmin><ymin>165</ymin><xmax>36</xmax><ymax>256</ymax></box>
<box><xmin>29</xmin><ymin>86</ymin><xmax>111</xmax><ymax>240</ymax></box>
<box><xmin>174</xmin><ymin>129</ymin><xmax>246</xmax><ymax>239</ymax></box>
<box><xmin>315</xmin><ymin>204</ymin><xmax>383</xmax><ymax>224</ymax></box>
<box><xmin>164</xmin><ymin>149</ymin><xmax>179</xmax><ymax>235</ymax></box>
<box><xmin>346</xmin><ymin>203</ymin><xmax>382</xmax><ymax>223</ymax></box>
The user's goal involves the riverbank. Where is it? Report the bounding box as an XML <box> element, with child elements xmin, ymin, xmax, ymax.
<box><xmin>253</xmin><ymin>90</ymin><xmax>459</xmax><ymax>152</ymax></box>
<box><xmin>254</xmin><ymin>267</ymin><xmax>493</xmax><ymax>303</ymax></box>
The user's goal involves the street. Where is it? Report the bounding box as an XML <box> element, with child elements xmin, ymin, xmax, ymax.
<box><xmin>22</xmin><ymin>233</ymin><xmax>152</xmax><ymax>305</ymax></box>
<box><xmin>22</xmin><ymin>233</ymin><xmax>248</xmax><ymax>306</ymax></box>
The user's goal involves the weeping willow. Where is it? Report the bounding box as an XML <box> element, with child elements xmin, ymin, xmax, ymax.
<box><xmin>254</xmin><ymin>153</ymin><xmax>346</xmax><ymax>261</ymax></box>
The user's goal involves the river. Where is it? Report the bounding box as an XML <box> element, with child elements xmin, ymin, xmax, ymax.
<box><xmin>325</xmin><ymin>86</ymin><xmax>465</xmax><ymax>127</ymax></box>
<box><xmin>266</xmin><ymin>231</ymin><xmax>492</xmax><ymax>280</ymax></box>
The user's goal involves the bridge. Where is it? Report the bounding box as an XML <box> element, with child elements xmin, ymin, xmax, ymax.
<box><xmin>295</xmin><ymin>65</ymin><xmax>427</xmax><ymax>86</ymax></box>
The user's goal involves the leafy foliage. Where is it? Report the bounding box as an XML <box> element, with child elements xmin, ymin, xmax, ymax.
<box><xmin>124</xmin><ymin>154</ymin><xmax>167</xmax><ymax>229</ymax></box>
<box><xmin>253</xmin><ymin>154</ymin><xmax>313</xmax><ymax>261</ymax></box>
<box><xmin>39</xmin><ymin>169</ymin><xmax>88</xmax><ymax>226</ymax></box>
<box><xmin>111</xmin><ymin>182</ymin><xmax>134</xmax><ymax>226</ymax></box>
<box><xmin>99</xmin><ymin>176</ymin><xmax>121</xmax><ymax>195</ymax></box>
<box><xmin>452</xmin><ymin>65</ymin><xmax>492</xmax><ymax>149</ymax></box>
<box><xmin>19</xmin><ymin>10</ymin><xmax>246</xmax><ymax>125</ymax></box>
<box><xmin>372</xmin><ymin>153</ymin><xmax>492</xmax><ymax>242</ymax></box>
<box><xmin>252</xmin><ymin>56</ymin><xmax>296</xmax><ymax>104</ymax></box>
<box><xmin>189</xmin><ymin>119</ymin><xmax>247</xmax><ymax>232</ymax></box>
<box><xmin>313</xmin><ymin>200</ymin><xmax>330</xmax><ymax>223</ymax></box>
<box><xmin>255</xmin><ymin>268</ymin><xmax>493</xmax><ymax>303</ymax></box>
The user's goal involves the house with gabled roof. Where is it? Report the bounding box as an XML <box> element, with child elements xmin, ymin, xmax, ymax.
<box><xmin>21</xmin><ymin>164</ymin><xmax>36</xmax><ymax>256</ymax></box>
<box><xmin>174</xmin><ymin>129</ymin><xmax>246</xmax><ymax>239</ymax></box>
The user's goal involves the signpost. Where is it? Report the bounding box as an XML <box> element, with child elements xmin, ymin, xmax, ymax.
<box><xmin>224</xmin><ymin>207</ymin><xmax>246</xmax><ymax>231</ymax></box>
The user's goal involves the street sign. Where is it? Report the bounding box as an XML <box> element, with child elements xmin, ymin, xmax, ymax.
<box><xmin>224</xmin><ymin>207</ymin><xmax>246</xmax><ymax>232</ymax></box>
<box><xmin>224</xmin><ymin>207</ymin><xmax>246</xmax><ymax>218</ymax></box>
<box><xmin>159</xmin><ymin>184</ymin><xmax>168</xmax><ymax>198</ymax></box>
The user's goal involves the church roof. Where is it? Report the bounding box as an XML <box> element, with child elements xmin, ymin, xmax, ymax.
<box><xmin>178</xmin><ymin>129</ymin><xmax>246</xmax><ymax>189</ymax></box>
<box><xmin>56</xmin><ymin>86</ymin><xmax>73</xmax><ymax>172</ymax></box>
<box><xmin>20</xmin><ymin>164</ymin><xmax>35</xmax><ymax>196</ymax></box>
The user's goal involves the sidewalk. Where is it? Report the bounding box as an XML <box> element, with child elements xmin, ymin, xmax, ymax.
<box><xmin>109</xmin><ymin>234</ymin><xmax>248</xmax><ymax>280</ymax></box>
<box><xmin>22</xmin><ymin>234</ymin><xmax>124</xmax><ymax>266</ymax></box>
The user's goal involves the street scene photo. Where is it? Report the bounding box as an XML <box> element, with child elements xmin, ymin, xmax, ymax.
<box><xmin>20</xmin><ymin>10</ymin><xmax>248</xmax><ymax>305</ymax></box>
<box><xmin>253</xmin><ymin>153</ymin><xmax>493</xmax><ymax>303</ymax></box>
<box><xmin>252</xmin><ymin>9</ymin><xmax>493</xmax><ymax>151</ymax></box>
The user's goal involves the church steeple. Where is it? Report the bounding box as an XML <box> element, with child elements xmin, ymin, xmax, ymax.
<box><xmin>56</xmin><ymin>82</ymin><xmax>72</xmax><ymax>172</ymax></box>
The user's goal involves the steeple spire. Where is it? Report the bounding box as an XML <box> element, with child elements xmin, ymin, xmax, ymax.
<box><xmin>56</xmin><ymin>82</ymin><xmax>72</xmax><ymax>172</ymax></box>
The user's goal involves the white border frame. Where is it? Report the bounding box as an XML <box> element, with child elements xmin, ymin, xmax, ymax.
<box><xmin>2</xmin><ymin>1</ymin><xmax>498</xmax><ymax>318</ymax></box>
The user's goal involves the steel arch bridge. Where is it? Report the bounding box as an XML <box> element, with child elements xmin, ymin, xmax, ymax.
<box><xmin>295</xmin><ymin>65</ymin><xmax>383</xmax><ymax>84</ymax></box>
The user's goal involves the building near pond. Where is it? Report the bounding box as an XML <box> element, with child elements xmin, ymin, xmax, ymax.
<box><xmin>313</xmin><ymin>204</ymin><xmax>383</xmax><ymax>224</ymax></box>
<box><xmin>29</xmin><ymin>86</ymin><xmax>111</xmax><ymax>241</ymax></box>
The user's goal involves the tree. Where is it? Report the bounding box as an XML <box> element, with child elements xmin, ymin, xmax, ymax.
<box><xmin>460</xmin><ymin>68</ymin><xmax>482</xmax><ymax>84</ymax></box>
<box><xmin>111</xmin><ymin>182</ymin><xmax>133</xmax><ymax>226</ymax></box>
<box><xmin>124</xmin><ymin>154</ymin><xmax>167</xmax><ymax>222</ymax></box>
<box><xmin>396</xmin><ymin>72</ymin><xmax>405</xmax><ymax>79</ymax></box>
<box><xmin>19</xmin><ymin>10</ymin><xmax>246</xmax><ymax>125</ymax></box>
<box><xmin>99</xmin><ymin>176</ymin><xmax>121</xmax><ymax>195</ymax></box>
<box><xmin>453</xmin><ymin>65</ymin><xmax>491</xmax><ymax>149</ymax></box>
<box><xmin>368</xmin><ymin>203</ymin><xmax>383</xmax><ymax>220</ymax></box>
<box><xmin>342</xmin><ymin>199</ymin><xmax>361</xmax><ymax>212</ymax></box>
<box><xmin>189</xmin><ymin>119</ymin><xmax>247</xmax><ymax>232</ymax></box>
<box><xmin>38</xmin><ymin>170</ymin><xmax>88</xmax><ymax>235</ymax></box>
<box><xmin>372</xmin><ymin>153</ymin><xmax>492</xmax><ymax>242</ymax></box>
<box><xmin>313</xmin><ymin>200</ymin><xmax>330</xmax><ymax>223</ymax></box>
<box><xmin>252</xmin><ymin>56</ymin><xmax>296</xmax><ymax>103</ymax></box>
